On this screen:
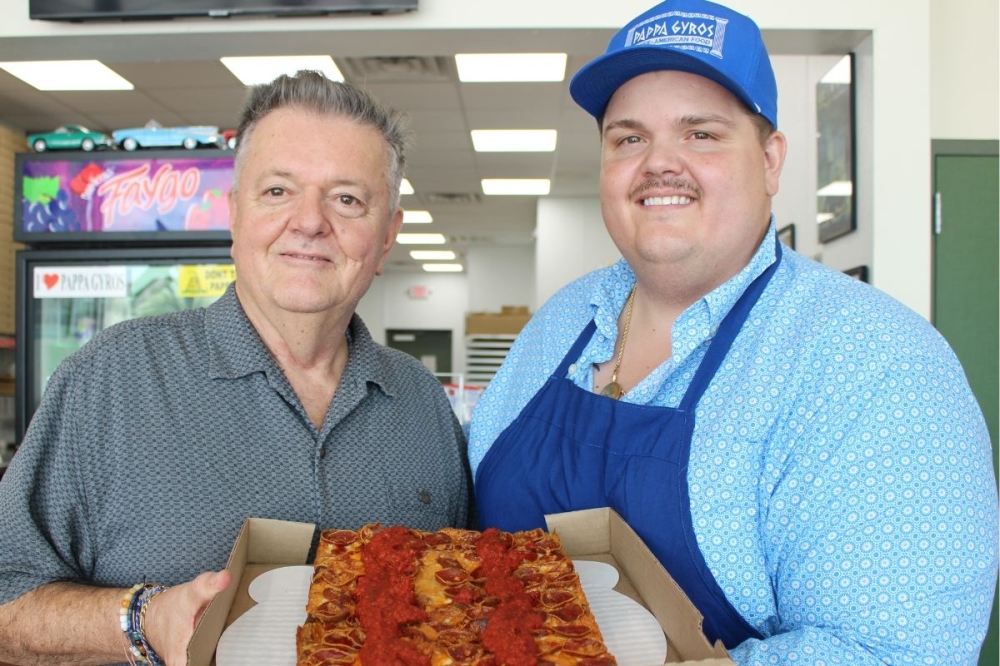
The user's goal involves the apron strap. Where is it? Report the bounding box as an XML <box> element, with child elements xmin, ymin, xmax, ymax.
<box><xmin>680</xmin><ymin>236</ymin><xmax>783</xmax><ymax>411</ymax></box>
<box><xmin>554</xmin><ymin>320</ymin><xmax>598</xmax><ymax>378</ymax></box>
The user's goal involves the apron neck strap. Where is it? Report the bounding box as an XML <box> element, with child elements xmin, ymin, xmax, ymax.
<box><xmin>679</xmin><ymin>235</ymin><xmax>783</xmax><ymax>411</ymax></box>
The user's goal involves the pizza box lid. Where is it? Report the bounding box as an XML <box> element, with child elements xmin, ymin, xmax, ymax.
<box><xmin>188</xmin><ymin>510</ymin><xmax>734</xmax><ymax>666</ymax></box>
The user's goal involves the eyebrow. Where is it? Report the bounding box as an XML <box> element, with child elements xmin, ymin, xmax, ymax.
<box><xmin>603</xmin><ymin>113</ymin><xmax>737</xmax><ymax>136</ymax></box>
<box><xmin>678</xmin><ymin>113</ymin><xmax>737</xmax><ymax>128</ymax></box>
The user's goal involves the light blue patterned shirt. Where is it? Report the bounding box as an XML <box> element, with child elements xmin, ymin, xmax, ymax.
<box><xmin>469</xmin><ymin>224</ymin><xmax>998</xmax><ymax>665</ymax></box>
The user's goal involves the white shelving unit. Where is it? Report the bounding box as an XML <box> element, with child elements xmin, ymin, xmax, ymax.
<box><xmin>464</xmin><ymin>334</ymin><xmax>517</xmax><ymax>385</ymax></box>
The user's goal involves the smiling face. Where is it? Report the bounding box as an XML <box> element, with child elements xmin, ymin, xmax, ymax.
<box><xmin>229</xmin><ymin>106</ymin><xmax>402</xmax><ymax>324</ymax></box>
<box><xmin>599</xmin><ymin>69</ymin><xmax>786</xmax><ymax>295</ymax></box>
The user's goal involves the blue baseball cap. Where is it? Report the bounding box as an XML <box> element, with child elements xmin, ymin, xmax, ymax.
<box><xmin>570</xmin><ymin>0</ymin><xmax>778</xmax><ymax>128</ymax></box>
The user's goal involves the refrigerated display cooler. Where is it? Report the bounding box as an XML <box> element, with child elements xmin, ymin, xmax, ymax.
<box><xmin>12</xmin><ymin>149</ymin><xmax>236</xmax><ymax>444</ymax></box>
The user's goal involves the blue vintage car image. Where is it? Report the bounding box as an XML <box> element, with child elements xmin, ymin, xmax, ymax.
<box><xmin>112</xmin><ymin>120</ymin><xmax>223</xmax><ymax>150</ymax></box>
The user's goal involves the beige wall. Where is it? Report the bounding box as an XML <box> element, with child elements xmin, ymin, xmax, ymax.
<box><xmin>930</xmin><ymin>0</ymin><xmax>1000</xmax><ymax>140</ymax></box>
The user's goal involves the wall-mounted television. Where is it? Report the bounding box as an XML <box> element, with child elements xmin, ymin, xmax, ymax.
<box><xmin>30</xmin><ymin>0</ymin><xmax>417</xmax><ymax>22</ymax></box>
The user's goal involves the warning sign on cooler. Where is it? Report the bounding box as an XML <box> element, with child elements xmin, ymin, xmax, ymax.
<box><xmin>178</xmin><ymin>264</ymin><xmax>236</xmax><ymax>298</ymax></box>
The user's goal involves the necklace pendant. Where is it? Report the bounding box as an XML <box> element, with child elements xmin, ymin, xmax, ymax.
<box><xmin>599</xmin><ymin>381</ymin><xmax>624</xmax><ymax>400</ymax></box>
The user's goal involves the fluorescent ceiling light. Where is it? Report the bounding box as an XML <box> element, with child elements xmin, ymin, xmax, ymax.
<box><xmin>0</xmin><ymin>60</ymin><xmax>133</xmax><ymax>91</ymax></box>
<box><xmin>410</xmin><ymin>250</ymin><xmax>456</xmax><ymax>260</ymax></box>
<box><xmin>423</xmin><ymin>263</ymin><xmax>464</xmax><ymax>273</ymax></box>
<box><xmin>482</xmin><ymin>179</ymin><xmax>551</xmax><ymax>196</ymax></box>
<box><xmin>472</xmin><ymin>130</ymin><xmax>557</xmax><ymax>153</ymax></box>
<box><xmin>817</xmin><ymin>180</ymin><xmax>853</xmax><ymax>197</ymax></box>
<box><xmin>455</xmin><ymin>53</ymin><xmax>567</xmax><ymax>82</ymax></box>
<box><xmin>403</xmin><ymin>210</ymin><xmax>433</xmax><ymax>224</ymax></box>
<box><xmin>400</xmin><ymin>178</ymin><xmax>414</xmax><ymax>195</ymax></box>
<box><xmin>820</xmin><ymin>55</ymin><xmax>852</xmax><ymax>85</ymax></box>
<box><xmin>220</xmin><ymin>56</ymin><xmax>343</xmax><ymax>85</ymax></box>
<box><xmin>397</xmin><ymin>233</ymin><xmax>446</xmax><ymax>245</ymax></box>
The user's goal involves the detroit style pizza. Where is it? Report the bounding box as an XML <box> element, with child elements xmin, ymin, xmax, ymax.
<box><xmin>297</xmin><ymin>523</ymin><xmax>617</xmax><ymax>666</ymax></box>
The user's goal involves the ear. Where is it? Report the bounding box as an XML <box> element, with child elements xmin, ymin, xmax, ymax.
<box><xmin>375</xmin><ymin>207</ymin><xmax>404</xmax><ymax>276</ymax></box>
<box><xmin>228</xmin><ymin>188</ymin><xmax>239</xmax><ymax>259</ymax></box>
<box><xmin>762</xmin><ymin>130</ymin><xmax>787</xmax><ymax>197</ymax></box>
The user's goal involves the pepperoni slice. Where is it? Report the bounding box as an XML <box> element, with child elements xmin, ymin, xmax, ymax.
<box><xmin>307</xmin><ymin>646</ymin><xmax>355</xmax><ymax>661</ymax></box>
<box><xmin>549</xmin><ymin>624</ymin><xmax>593</xmax><ymax>638</ymax></box>
<box><xmin>435</xmin><ymin>629</ymin><xmax>479</xmax><ymax>646</ymax></box>
<box><xmin>313</xmin><ymin>601</ymin><xmax>350</xmax><ymax>624</ymax></box>
<box><xmin>446</xmin><ymin>643</ymin><xmax>484</xmax><ymax>663</ymax></box>
<box><xmin>325</xmin><ymin>530</ymin><xmax>358</xmax><ymax>546</ymax></box>
<box><xmin>436</xmin><ymin>556</ymin><xmax>463</xmax><ymax>569</ymax></box>
<box><xmin>574</xmin><ymin>657</ymin><xmax>617</xmax><ymax>666</ymax></box>
<box><xmin>435</xmin><ymin>567</ymin><xmax>471</xmax><ymax>586</ymax></box>
<box><xmin>539</xmin><ymin>589</ymin><xmax>575</xmax><ymax>608</ymax></box>
<box><xmin>549</xmin><ymin>603</ymin><xmax>584</xmax><ymax>622</ymax></box>
<box><xmin>422</xmin><ymin>532</ymin><xmax>453</xmax><ymax>547</ymax></box>
<box><xmin>563</xmin><ymin>638</ymin><xmax>607</xmax><ymax>657</ymax></box>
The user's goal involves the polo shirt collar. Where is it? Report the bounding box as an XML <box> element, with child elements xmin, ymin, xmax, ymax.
<box><xmin>205</xmin><ymin>284</ymin><xmax>394</xmax><ymax>398</ymax></box>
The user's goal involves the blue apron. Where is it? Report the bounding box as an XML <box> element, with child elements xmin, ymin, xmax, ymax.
<box><xmin>475</xmin><ymin>241</ymin><xmax>781</xmax><ymax>649</ymax></box>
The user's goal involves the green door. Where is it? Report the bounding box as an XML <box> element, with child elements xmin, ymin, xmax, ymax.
<box><xmin>932</xmin><ymin>149</ymin><xmax>999</xmax><ymax>666</ymax></box>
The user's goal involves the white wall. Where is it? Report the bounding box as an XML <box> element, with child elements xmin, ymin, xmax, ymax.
<box><xmin>535</xmin><ymin>198</ymin><xmax>620</xmax><ymax>308</ymax></box>
<box><xmin>466</xmin><ymin>245</ymin><xmax>534</xmax><ymax>313</ymax></box>
<box><xmin>930</xmin><ymin>0</ymin><xmax>1000</xmax><ymax>141</ymax></box>
<box><xmin>358</xmin><ymin>271</ymin><xmax>469</xmax><ymax>374</ymax></box>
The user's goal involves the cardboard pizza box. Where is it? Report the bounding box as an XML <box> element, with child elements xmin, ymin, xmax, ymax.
<box><xmin>189</xmin><ymin>509</ymin><xmax>735</xmax><ymax>666</ymax></box>
<box><xmin>546</xmin><ymin>508</ymin><xmax>734</xmax><ymax>666</ymax></box>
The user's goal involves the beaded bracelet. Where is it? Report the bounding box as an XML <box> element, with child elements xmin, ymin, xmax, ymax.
<box><xmin>119</xmin><ymin>582</ymin><xmax>167</xmax><ymax>666</ymax></box>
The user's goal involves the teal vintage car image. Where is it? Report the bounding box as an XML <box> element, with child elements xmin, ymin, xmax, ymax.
<box><xmin>27</xmin><ymin>125</ymin><xmax>115</xmax><ymax>152</ymax></box>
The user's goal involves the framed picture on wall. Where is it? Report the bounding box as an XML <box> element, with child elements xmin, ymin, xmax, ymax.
<box><xmin>777</xmin><ymin>223</ymin><xmax>796</xmax><ymax>250</ymax></box>
<box><xmin>816</xmin><ymin>53</ymin><xmax>857</xmax><ymax>244</ymax></box>
<box><xmin>844</xmin><ymin>265</ymin><xmax>869</xmax><ymax>283</ymax></box>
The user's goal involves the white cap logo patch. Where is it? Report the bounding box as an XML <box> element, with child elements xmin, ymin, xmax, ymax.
<box><xmin>625</xmin><ymin>11</ymin><xmax>728</xmax><ymax>59</ymax></box>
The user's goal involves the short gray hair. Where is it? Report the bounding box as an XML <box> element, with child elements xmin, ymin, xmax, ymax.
<box><xmin>232</xmin><ymin>70</ymin><xmax>413</xmax><ymax>208</ymax></box>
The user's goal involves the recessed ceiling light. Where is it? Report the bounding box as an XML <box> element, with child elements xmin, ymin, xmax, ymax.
<box><xmin>481</xmin><ymin>179</ymin><xmax>551</xmax><ymax>196</ymax></box>
<box><xmin>403</xmin><ymin>210</ymin><xmax>433</xmax><ymax>224</ymax></box>
<box><xmin>220</xmin><ymin>56</ymin><xmax>344</xmax><ymax>85</ymax></box>
<box><xmin>397</xmin><ymin>233</ymin><xmax>446</xmax><ymax>245</ymax></box>
<box><xmin>410</xmin><ymin>250</ymin><xmax>456</xmax><ymax>260</ymax></box>
<box><xmin>0</xmin><ymin>60</ymin><xmax>133</xmax><ymax>91</ymax></box>
<box><xmin>472</xmin><ymin>130</ymin><xmax>557</xmax><ymax>153</ymax></box>
<box><xmin>400</xmin><ymin>178</ymin><xmax>415</xmax><ymax>196</ymax></box>
<box><xmin>455</xmin><ymin>53</ymin><xmax>567</xmax><ymax>82</ymax></box>
<box><xmin>423</xmin><ymin>263</ymin><xmax>464</xmax><ymax>273</ymax></box>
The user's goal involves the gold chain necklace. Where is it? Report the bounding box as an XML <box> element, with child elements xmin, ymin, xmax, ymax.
<box><xmin>599</xmin><ymin>285</ymin><xmax>636</xmax><ymax>400</ymax></box>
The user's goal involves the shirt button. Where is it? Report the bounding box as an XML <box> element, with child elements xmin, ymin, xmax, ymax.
<box><xmin>568</xmin><ymin>363</ymin><xmax>577</xmax><ymax>375</ymax></box>
<box><xmin>319</xmin><ymin>447</ymin><xmax>327</xmax><ymax>459</ymax></box>
<box><xmin>418</xmin><ymin>490</ymin><xmax>432</xmax><ymax>504</ymax></box>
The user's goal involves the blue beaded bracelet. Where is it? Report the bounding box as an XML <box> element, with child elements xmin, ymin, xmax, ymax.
<box><xmin>119</xmin><ymin>583</ymin><xmax>166</xmax><ymax>666</ymax></box>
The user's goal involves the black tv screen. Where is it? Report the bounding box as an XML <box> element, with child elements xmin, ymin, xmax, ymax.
<box><xmin>30</xmin><ymin>0</ymin><xmax>418</xmax><ymax>21</ymax></box>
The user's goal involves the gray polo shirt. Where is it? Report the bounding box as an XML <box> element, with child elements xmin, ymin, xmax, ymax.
<box><xmin>0</xmin><ymin>284</ymin><xmax>471</xmax><ymax>603</ymax></box>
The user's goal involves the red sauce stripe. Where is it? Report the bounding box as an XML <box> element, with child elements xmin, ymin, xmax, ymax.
<box><xmin>475</xmin><ymin>528</ymin><xmax>543</xmax><ymax>666</ymax></box>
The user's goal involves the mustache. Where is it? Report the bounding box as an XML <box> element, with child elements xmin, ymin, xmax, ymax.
<box><xmin>629</xmin><ymin>177</ymin><xmax>702</xmax><ymax>201</ymax></box>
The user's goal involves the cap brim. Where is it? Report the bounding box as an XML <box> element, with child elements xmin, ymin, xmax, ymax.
<box><xmin>570</xmin><ymin>47</ymin><xmax>760</xmax><ymax>121</ymax></box>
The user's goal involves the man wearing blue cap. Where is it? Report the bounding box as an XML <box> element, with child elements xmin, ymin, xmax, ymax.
<box><xmin>469</xmin><ymin>0</ymin><xmax>998</xmax><ymax>663</ymax></box>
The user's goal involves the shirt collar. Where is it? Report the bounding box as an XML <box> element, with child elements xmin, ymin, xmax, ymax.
<box><xmin>590</xmin><ymin>218</ymin><xmax>779</xmax><ymax>339</ymax></box>
<box><xmin>205</xmin><ymin>283</ymin><xmax>394</xmax><ymax>397</ymax></box>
